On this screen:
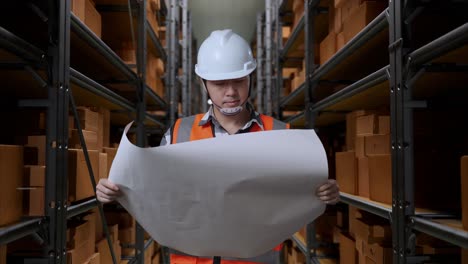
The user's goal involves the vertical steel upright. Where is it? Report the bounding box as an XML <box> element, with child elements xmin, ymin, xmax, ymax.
<box><xmin>265</xmin><ymin>0</ymin><xmax>273</xmax><ymax>115</ymax></box>
<box><xmin>46</xmin><ymin>0</ymin><xmax>70</xmax><ymax>263</ymax></box>
<box><xmin>256</xmin><ymin>12</ymin><xmax>264</xmax><ymax>114</ymax></box>
<box><xmin>167</xmin><ymin>0</ymin><xmax>179</xmax><ymax>126</ymax></box>
<box><xmin>181</xmin><ymin>0</ymin><xmax>189</xmax><ymax>117</ymax></box>
<box><xmin>274</xmin><ymin>0</ymin><xmax>282</xmax><ymax>119</ymax></box>
<box><xmin>305</xmin><ymin>1</ymin><xmax>320</xmax><ymax>263</ymax></box>
<box><xmin>187</xmin><ymin>12</ymin><xmax>193</xmax><ymax>116</ymax></box>
<box><xmin>389</xmin><ymin>0</ymin><xmax>414</xmax><ymax>263</ymax></box>
<box><xmin>135</xmin><ymin>1</ymin><xmax>148</xmax><ymax>263</ymax></box>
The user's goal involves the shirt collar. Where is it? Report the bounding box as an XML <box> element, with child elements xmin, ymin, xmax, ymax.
<box><xmin>198</xmin><ymin>102</ymin><xmax>264</xmax><ymax>130</ymax></box>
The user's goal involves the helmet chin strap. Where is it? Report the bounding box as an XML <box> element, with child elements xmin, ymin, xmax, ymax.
<box><xmin>207</xmin><ymin>98</ymin><xmax>248</xmax><ymax>116</ymax></box>
<box><xmin>202</xmin><ymin>77</ymin><xmax>251</xmax><ymax>116</ymax></box>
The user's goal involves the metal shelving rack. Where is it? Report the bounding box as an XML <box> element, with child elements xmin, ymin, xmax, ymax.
<box><xmin>0</xmin><ymin>0</ymin><xmax>171</xmax><ymax>263</ymax></box>
<box><xmin>260</xmin><ymin>0</ymin><xmax>468</xmax><ymax>263</ymax></box>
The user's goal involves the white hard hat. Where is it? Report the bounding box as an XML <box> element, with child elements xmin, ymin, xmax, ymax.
<box><xmin>195</xmin><ymin>29</ymin><xmax>257</xmax><ymax>81</ymax></box>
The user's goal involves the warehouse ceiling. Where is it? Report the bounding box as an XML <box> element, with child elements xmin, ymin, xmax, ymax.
<box><xmin>188</xmin><ymin>0</ymin><xmax>265</xmax><ymax>52</ymax></box>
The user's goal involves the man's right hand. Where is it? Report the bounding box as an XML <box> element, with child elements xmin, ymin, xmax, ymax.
<box><xmin>96</xmin><ymin>178</ymin><xmax>121</xmax><ymax>203</ymax></box>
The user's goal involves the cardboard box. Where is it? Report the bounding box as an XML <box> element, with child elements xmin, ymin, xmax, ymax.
<box><xmin>320</xmin><ymin>32</ymin><xmax>337</xmax><ymax>65</ymax></box>
<box><xmin>23</xmin><ymin>187</ymin><xmax>44</xmax><ymax>216</ymax></box>
<box><xmin>0</xmin><ymin>145</ymin><xmax>23</xmax><ymax>226</ymax></box>
<box><xmin>334</xmin><ymin>7</ymin><xmax>343</xmax><ymax>33</ymax></box>
<box><xmin>337</xmin><ymin>31</ymin><xmax>345</xmax><ymax>51</ymax></box>
<box><xmin>349</xmin><ymin>206</ymin><xmax>362</xmax><ymax>238</ymax></box>
<box><xmin>343</xmin><ymin>1</ymin><xmax>386</xmax><ymax>43</ymax></box>
<box><xmin>85</xmin><ymin>253</ymin><xmax>100</xmax><ymax>264</ymax></box>
<box><xmin>368</xmin><ymin>154</ymin><xmax>392</xmax><ymax>204</ymax></box>
<box><xmin>335</xmin><ymin>151</ymin><xmax>358</xmax><ymax>194</ymax></box>
<box><xmin>84</xmin><ymin>0</ymin><xmax>102</xmax><ymax>38</ymax></box>
<box><xmin>355</xmin><ymin>136</ymin><xmax>366</xmax><ymax>158</ymax></box>
<box><xmin>68</xmin><ymin>149</ymin><xmax>99</xmax><ymax>202</ymax></box>
<box><xmin>356</xmin><ymin>115</ymin><xmax>378</xmax><ymax>135</ymax></box>
<box><xmin>76</xmin><ymin>107</ymin><xmax>99</xmax><ymax>132</ymax></box>
<box><xmin>354</xmin><ymin>218</ymin><xmax>391</xmax><ymax>244</ymax></box>
<box><xmin>24</xmin><ymin>165</ymin><xmax>46</xmax><ymax>187</ymax></box>
<box><xmin>99</xmin><ymin>153</ymin><xmax>108</xmax><ymax>179</ymax></box>
<box><xmin>71</xmin><ymin>0</ymin><xmax>85</xmax><ymax>21</ymax></box>
<box><xmin>365</xmin><ymin>242</ymin><xmax>393</xmax><ymax>263</ymax></box>
<box><xmin>69</xmin><ymin>129</ymin><xmax>98</xmax><ymax>150</ymax></box>
<box><xmin>97</xmin><ymin>238</ymin><xmax>121</xmax><ymax>264</ymax></box>
<box><xmin>67</xmin><ymin>220</ymin><xmax>91</xmax><ymax>249</ymax></box>
<box><xmin>378</xmin><ymin>116</ymin><xmax>390</xmax><ymax>134</ymax></box>
<box><xmin>27</xmin><ymin>135</ymin><xmax>46</xmax><ymax>166</ymax></box>
<box><xmin>357</xmin><ymin>157</ymin><xmax>370</xmax><ymax>198</ymax></box>
<box><xmin>103</xmin><ymin>147</ymin><xmax>118</xmax><ymax>175</ymax></box>
<box><xmin>0</xmin><ymin>245</ymin><xmax>5</xmax><ymax>264</ymax></box>
<box><xmin>339</xmin><ymin>232</ymin><xmax>358</xmax><ymax>264</ymax></box>
<box><xmin>365</xmin><ymin>134</ymin><xmax>390</xmax><ymax>155</ymax></box>
<box><xmin>346</xmin><ymin>110</ymin><xmax>373</xmax><ymax>150</ymax></box>
<box><xmin>152</xmin><ymin>252</ymin><xmax>161</xmax><ymax>264</ymax></box>
<box><xmin>462</xmin><ymin>156</ymin><xmax>468</xmax><ymax>230</ymax></box>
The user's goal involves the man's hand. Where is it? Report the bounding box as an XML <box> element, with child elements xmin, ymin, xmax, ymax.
<box><xmin>316</xmin><ymin>179</ymin><xmax>340</xmax><ymax>205</ymax></box>
<box><xmin>96</xmin><ymin>178</ymin><xmax>121</xmax><ymax>203</ymax></box>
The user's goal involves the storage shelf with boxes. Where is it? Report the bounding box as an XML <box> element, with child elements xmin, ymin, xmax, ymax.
<box><xmin>280</xmin><ymin>4</ymin><xmax>389</xmax><ymax>116</ymax></box>
<box><xmin>1</xmin><ymin>1</ymin><xmax>169</xmax><ymax>263</ymax></box>
<box><xmin>270</xmin><ymin>0</ymin><xmax>468</xmax><ymax>262</ymax></box>
<box><xmin>70</xmin><ymin>13</ymin><xmax>167</xmax><ymax>113</ymax></box>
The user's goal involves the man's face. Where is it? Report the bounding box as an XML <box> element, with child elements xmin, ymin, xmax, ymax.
<box><xmin>205</xmin><ymin>76</ymin><xmax>249</xmax><ymax>108</ymax></box>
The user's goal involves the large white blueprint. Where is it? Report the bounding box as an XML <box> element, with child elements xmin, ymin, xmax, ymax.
<box><xmin>109</xmin><ymin>122</ymin><xmax>328</xmax><ymax>258</ymax></box>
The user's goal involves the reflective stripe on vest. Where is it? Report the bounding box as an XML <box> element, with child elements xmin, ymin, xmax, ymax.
<box><xmin>169</xmin><ymin>113</ymin><xmax>288</xmax><ymax>263</ymax></box>
<box><xmin>171</xmin><ymin>114</ymin><xmax>289</xmax><ymax>144</ymax></box>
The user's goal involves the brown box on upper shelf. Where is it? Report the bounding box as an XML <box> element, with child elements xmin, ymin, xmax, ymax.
<box><xmin>335</xmin><ymin>151</ymin><xmax>358</xmax><ymax>195</ymax></box>
<box><xmin>69</xmin><ymin>129</ymin><xmax>99</xmax><ymax>151</ymax></box>
<box><xmin>364</xmin><ymin>242</ymin><xmax>393</xmax><ymax>263</ymax></box>
<box><xmin>84</xmin><ymin>0</ymin><xmax>102</xmax><ymax>38</ymax></box>
<box><xmin>354</xmin><ymin>217</ymin><xmax>391</xmax><ymax>244</ymax></box>
<box><xmin>365</xmin><ymin>134</ymin><xmax>391</xmax><ymax>155</ymax></box>
<box><xmin>23</xmin><ymin>165</ymin><xmax>45</xmax><ymax>187</ymax></box>
<box><xmin>336</xmin><ymin>31</ymin><xmax>345</xmax><ymax>51</ymax></box>
<box><xmin>23</xmin><ymin>187</ymin><xmax>44</xmax><ymax>216</ymax></box>
<box><xmin>27</xmin><ymin>135</ymin><xmax>46</xmax><ymax>166</ymax></box>
<box><xmin>357</xmin><ymin>157</ymin><xmax>370</xmax><ymax>198</ymax></box>
<box><xmin>103</xmin><ymin>147</ymin><xmax>118</xmax><ymax>176</ymax></box>
<box><xmin>0</xmin><ymin>145</ymin><xmax>23</xmax><ymax>226</ymax></box>
<box><xmin>368</xmin><ymin>154</ymin><xmax>392</xmax><ymax>204</ymax></box>
<box><xmin>319</xmin><ymin>32</ymin><xmax>337</xmax><ymax>65</ymax></box>
<box><xmin>462</xmin><ymin>156</ymin><xmax>468</xmax><ymax>230</ymax></box>
<box><xmin>342</xmin><ymin>1</ymin><xmax>386</xmax><ymax>43</ymax></box>
<box><xmin>71</xmin><ymin>0</ymin><xmax>85</xmax><ymax>21</ymax></box>
<box><xmin>68</xmin><ymin>149</ymin><xmax>99</xmax><ymax>202</ymax></box>
<box><xmin>356</xmin><ymin>114</ymin><xmax>378</xmax><ymax>135</ymax></box>
<box><xmin>346</xmin><ymin>110</ymin><xmax>374</xmax><ymax>151</ymax></box>
<box><xmin>378</xmin><ymin>115</ymin><xmax>390</xmax><ymax>134</ymax></box>
<box><xmin>76</xmin><ymin>107</ymin><xmax>99</xmax><ymax>132</ymax></box>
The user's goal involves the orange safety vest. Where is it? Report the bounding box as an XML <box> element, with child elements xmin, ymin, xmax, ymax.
<box><xmin>169</xmin><ymin>113</ymin><xmax>289</xmax><ymax>264</ymax></box>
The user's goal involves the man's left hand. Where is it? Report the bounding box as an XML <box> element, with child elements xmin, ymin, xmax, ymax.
<box><xmin>316</xmin><ymin>179</ymin><xmax>340</xmax><ymax>205</ymax></box>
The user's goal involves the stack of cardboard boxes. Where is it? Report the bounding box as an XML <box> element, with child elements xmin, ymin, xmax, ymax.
<box><xmin>68</xmin><ymin>106</ymin><xmax>113</xmax><ymax>203</ymax></box>
<box><xmin>336</xmin><ymin>110</ymin><xmax>391</xmax><ymax>203</ymax></box>
<box><xmin>320</xmin><ymin>0</ymin><xmax>386</xmax><ymax>65</ymax></box>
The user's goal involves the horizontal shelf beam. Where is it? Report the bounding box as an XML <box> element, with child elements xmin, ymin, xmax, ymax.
<box><xmin>284</xmin><ymin>111</ymin><xmax>304</xmax><ymax>124</ymax></box>
<box><xmin>67</xmin><ymin>198</ymin><xmax>98</xmax><ymax>219</ymax></box>
<box><xmin>0</xmin><ymin>217</ymin><xmax>46</xmax><ymax>245</ymax></box>
<box><xmin>282</xmin><ymin>15</ymin><xmax>304</xmax><ymax>58</ymax></box>
<box><xmin>312</xmin><ymin>66</ymin><xmax>389</xmax><ymax>112</ymax></box>
<box><xmin>0</xmin><ymin>26</ymin><xmax>44</xmax><ymax>65</ymax></box>
<box><xmin>339</xmin><ymin>192</ymin><xmax>392</xmax><ymax>220</ymax></box>
<box><xmin>408</xmin><ymin>23</ymin><xmax>468</xmax><ymax>67</ymax></box>
<box><xmin>71</xmin><ymin>14</ymin><xmax>137</xmax><ymax>81</ymax></box>
<box><xmin>281</xmin><ymin>81</ymin><xmax>305</xmax><ymax>107</ymax></box>
<box><xmin>70</xmin><ymin>68</ymin><xmax>135</xmax><ymax>111</ymax></box>
<box><xmin>146</xmin><ymin>84</ymin><xmax>167</xmax><ymax>109</ymax></box>
<box><xmin>411</xmin><ymin>216</ymin><xmax>468</xmax><ymax>249</ymax></box>
<box><xmin>311</xmin><ymin>8</ymin><xmax>388</xmax><ymax>83</ymax></box>
<box><xmin>147</xmin><ymin>21</ymin><xmax>167</xmax><ymax>62</ymax></box>
<box><xmin>291</xmin><ymin>234</ymin><xmax>308</xmax><ymax>255</ymax></box>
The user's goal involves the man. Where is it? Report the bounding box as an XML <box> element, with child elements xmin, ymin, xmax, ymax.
<box><xmin>97</xmin><ymin>29</ymin><xmax>339</xmax><ymax>263</ymax></box>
